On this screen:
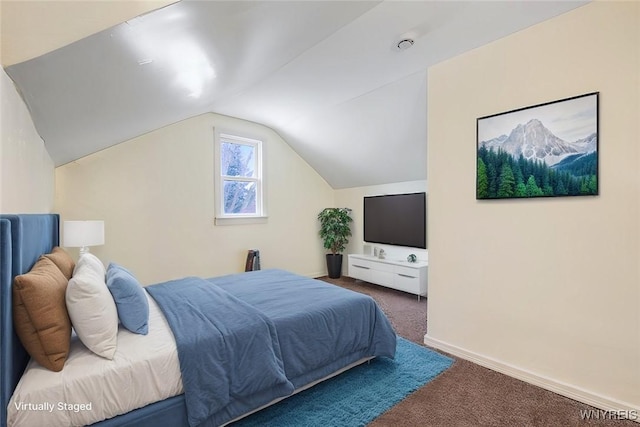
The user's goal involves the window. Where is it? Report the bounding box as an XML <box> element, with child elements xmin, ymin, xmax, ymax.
<box><xmin>215</xmin><ymin>132</ymin><xmax>265</xmax><ymax>224</ymax></box>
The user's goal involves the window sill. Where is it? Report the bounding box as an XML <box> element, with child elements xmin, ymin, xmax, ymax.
<box><xmin>214</xmin><ymin>216</ymin><xmax>268</xmax><ymax>226</ymax></box>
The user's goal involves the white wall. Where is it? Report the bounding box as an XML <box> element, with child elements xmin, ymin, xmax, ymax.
<box><xmin>425</xmin><ymin>1</ymin><xmax>639</xmax><ymax>412</ymax></box>
<box><xmin>0</xmin><ymin>68</ymin><xmax>54</xmax><ymax>213</ymax></box>
<box><xmin>335</xmin><ymin>180</ymin><xmax>428</xmax><ymax>271</ymax></box>
<box><xmin>55</xmin><ymin>113</ymin><xmax>334</xmax><ymax>284</ymax></box>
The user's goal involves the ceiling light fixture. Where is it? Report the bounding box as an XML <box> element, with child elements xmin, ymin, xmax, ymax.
<box><xmin>396</xmin><ymin>39</ymin><xmax>414</xmax><ymax>51</ymax></box>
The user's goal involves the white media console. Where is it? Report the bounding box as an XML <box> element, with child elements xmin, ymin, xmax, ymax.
<box><xmin>347</xmin><ymin>254</ymin><xmax>428</xmax><ymax>300</ymax></box>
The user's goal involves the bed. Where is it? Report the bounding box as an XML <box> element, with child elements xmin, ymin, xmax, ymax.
<box><xmin>0</xmin><ymin>214</ymin><xmax>397</xmax><ymax>427</ymax></box>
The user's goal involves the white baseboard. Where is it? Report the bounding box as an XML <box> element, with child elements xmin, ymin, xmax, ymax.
<box><xmin>423</xmin><ymin>334</ymin><xmax>640</xmax><ymax>423</ymax></box>
<box><xmin>307</xmin><ymin>271</ymin><xmax>325</xmax><ymax>279</ymax></box>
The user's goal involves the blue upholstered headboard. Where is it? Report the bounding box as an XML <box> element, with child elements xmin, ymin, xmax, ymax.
<box><xmin>0</xmin><ymin>214</ymin><xmax>59</xmax><ymax>427</ymax></box>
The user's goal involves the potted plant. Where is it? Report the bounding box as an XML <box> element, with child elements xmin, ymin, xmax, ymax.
<box><xmin>317</xmin><ymin>207</ymin><xmax>353</xmax><ymax>278</ymax></box>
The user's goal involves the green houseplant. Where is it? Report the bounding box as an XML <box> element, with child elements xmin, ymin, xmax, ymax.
<box><xmin>318</xmin><ymin>207</ymin><xmax>353</xmax><ymax>278</ymax></box>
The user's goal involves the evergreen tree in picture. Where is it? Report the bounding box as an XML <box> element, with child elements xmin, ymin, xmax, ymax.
<box><xmin>477</xmin><ymin>158</ymin><xmax>489</xmax><ymax>199</ymax></box>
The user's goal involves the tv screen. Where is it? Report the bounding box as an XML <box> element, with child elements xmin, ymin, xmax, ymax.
<box><xmin>363</xmin><ymin>192</ymin><xmax>426</xmax><ymax>249</ymax></box>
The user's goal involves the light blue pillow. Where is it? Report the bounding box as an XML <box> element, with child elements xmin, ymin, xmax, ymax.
<box><xmin>106</xmin><ymin>263</ymin><xmax>149</xmax><ymax>335</ymax></box>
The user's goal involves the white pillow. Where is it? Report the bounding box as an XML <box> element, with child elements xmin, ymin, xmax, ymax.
<box><xmin>73</xmin><ymin>252</ymin><xmax>106</xmax><ymax>277</ymax></box>
<box><xmin>66</xmin><ymin>254</ymin><xmax>118</xmax><ymax>359</ymax></box>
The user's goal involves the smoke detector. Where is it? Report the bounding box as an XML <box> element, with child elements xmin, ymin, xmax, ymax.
<box><xmin>396</xmin><ymin>39</ymin><xmax>414</xmax><ymax>51</ymax></box>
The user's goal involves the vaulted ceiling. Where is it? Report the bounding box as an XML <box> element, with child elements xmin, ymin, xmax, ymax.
<box><xmin>2</xmin><ymin>1</ymin><xmax>588</xmax><ymax>189</ymax></box>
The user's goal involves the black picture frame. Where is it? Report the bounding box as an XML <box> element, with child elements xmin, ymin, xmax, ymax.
<box><xmin>476</xmin><ymin>92</ymin><xmax>599</xmax><ymax>200</ymax></box>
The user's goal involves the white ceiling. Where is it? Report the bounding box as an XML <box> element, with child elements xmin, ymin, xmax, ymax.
<box><xmin>3</xmin><ymin>1</ymin><xmax>588</xmax><ymax>189</ymax></box>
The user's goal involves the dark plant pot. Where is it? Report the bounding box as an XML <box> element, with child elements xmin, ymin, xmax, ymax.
<box><xmin>326</xmin><ymin>254</ymin><xmax>343</xmax><ymax>279</ymax></box>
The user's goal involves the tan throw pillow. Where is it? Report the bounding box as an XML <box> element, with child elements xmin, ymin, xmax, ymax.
<box><xmin>44</xmin><ymin>246</ymin><xmax>75</xmax><ymax>280</ymax></box>
<box><xmin>13</xmin><ymin>256</ymin><xmax>72</xmax><ymax>372</ymax></box>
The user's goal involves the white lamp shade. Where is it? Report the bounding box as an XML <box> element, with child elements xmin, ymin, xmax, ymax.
<box><xmin>63</xmin><ymin>221</ymin><xmax>105</xmax><ymax>248</ymax></box>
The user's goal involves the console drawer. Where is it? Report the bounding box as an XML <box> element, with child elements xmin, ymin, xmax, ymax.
<box><xmin>349</xmin><ymin>261</ymin><xmax>372</xmax><ymax>282</ymax></box>
<box><xmin>394</xmin><ymin>265</ymin><xmax>420</xmax><ymax>278</ymax></box>
<box><xmin>394</xmin><ymin>273</ymin><xmax>421</xmax><ymax>294</ymax></box>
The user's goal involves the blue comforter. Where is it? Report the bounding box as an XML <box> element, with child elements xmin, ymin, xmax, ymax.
<box><xmin>147</xmin><ymin>269</ymin><xmax>396</xmax><ymax>427</ymax></box>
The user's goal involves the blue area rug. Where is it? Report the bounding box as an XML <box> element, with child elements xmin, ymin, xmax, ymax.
<box><xmin>234</xmin><ymin>337</ymin><xmax>453</xmax><ymax>426</ymax></box>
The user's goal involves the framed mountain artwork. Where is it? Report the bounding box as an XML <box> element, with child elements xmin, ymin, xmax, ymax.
<box><xmin>476</xmin><ymin>92</ymin><xmax>599</xmax><ymax>200</ymax></box>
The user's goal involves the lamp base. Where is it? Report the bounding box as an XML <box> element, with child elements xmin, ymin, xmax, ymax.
<box><xmin>79</xmin><ymin>246</ymin><xmax>91</xmax><ymax>256</ymax></box>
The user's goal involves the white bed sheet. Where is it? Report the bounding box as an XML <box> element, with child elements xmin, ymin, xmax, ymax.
<box><xmin>8</xmin><ymin>292</ymin><xmax>183</xmax><ymax>427</ymax></box>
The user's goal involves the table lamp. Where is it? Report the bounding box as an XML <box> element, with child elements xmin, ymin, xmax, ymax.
<box><xmin>63</xmin><ymin>220</ymin><xmax>105</xmax><ymax>255</ymax></box>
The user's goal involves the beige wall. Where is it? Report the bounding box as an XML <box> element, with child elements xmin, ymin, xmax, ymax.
<box><xmin>1</xmin><ymin>1</ymin><xmax>175</xmax><ymax>66</ymax></box>
<box><xmin>335</xmin><ymin>180</ymin><xmax>428</xmax><ymax>271</ymax></box>
<box><xmin>0</xmin><ymin>68</ymin><xmax>54</xmax><ymax>213</ymax></box>
<box><xmin>426</xmin><ymin>1</ymin><xmax>639</xmax><ymax>410</ymax></box>
<box><xmin>55</xmin><ymin>113</ymin><xmax>334</xmax><ymax>284</ymax></box>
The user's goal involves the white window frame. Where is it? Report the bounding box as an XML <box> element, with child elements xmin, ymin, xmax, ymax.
<box><xmin>214</xmin><ymin>131</ymin><xmax>267</xmax><ymax>225</ymax></box>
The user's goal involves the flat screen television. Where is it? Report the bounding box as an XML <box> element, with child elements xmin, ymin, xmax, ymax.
<box><xmin>363</xmin><ymin>192</ymin><xmax>426</xmax><ymax>249</ymax></box>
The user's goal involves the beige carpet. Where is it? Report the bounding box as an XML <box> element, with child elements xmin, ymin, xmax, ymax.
<box><xmin>320</xmin><ymin>276</ymin><xmax>636</xmax><ymax>427</ymax></box>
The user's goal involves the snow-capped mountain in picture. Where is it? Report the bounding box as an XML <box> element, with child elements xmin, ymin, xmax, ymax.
<box><xmin>479</xmin><ymin>118</ymin><xmax>596</xmax><ymax>167</ymax></box>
